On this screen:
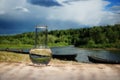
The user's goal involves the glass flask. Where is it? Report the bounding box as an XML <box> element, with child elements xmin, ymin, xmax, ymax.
<box><xmin>29</xmin><ymin>26</ymin><xmax>52</xmax><ymax>65</ymax></box>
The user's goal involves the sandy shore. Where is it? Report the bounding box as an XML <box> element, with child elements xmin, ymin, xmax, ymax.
<box><xmin>0</xmin><ymin>61</ymin><xmax>120</xmax><ymax>80</ymax></box>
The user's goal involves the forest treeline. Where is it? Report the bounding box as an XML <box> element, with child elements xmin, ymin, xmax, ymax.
<box><xmin>0</xmin><ymin>24</ymin><xmax>120</xmax><ymax>48</ymax></box>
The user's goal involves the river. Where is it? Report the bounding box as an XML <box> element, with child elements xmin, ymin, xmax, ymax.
<box><xmin>51</xmin><ymin>46</ymin><xmax>120</xmax><ymax>63</ymax></box>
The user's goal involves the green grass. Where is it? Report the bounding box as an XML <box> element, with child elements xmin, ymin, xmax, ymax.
<box><xmin>0</xmin><ymin>44</ymin><xmax>33</xmax><ymax>49</ymax></box>
<box><xmin>48</xmin><ymin>42</ymin><xmax>69</xmax><ymax>47</ymax></box>
<box><xmin>0</xmin><ymin>43</ymin><xmax>69</xmax><ymax>49</ymax></box>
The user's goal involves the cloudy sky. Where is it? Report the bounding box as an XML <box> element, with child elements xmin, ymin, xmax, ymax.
<box><xmin>0</xmin><ymin>0</ymin><xmax>120</xmax><ymax>34</ymax></box>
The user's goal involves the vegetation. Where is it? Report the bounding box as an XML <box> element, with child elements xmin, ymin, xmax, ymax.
<box><xmin>0</xmin><ymin>51</ymin><xmax>30</xmax><ymax>63</ymax></box>
<box><xmin>0</xmin><ymin>51</ymin><xmax>78</xmax><ymax>64</ymax></box>
<box><xmin>0</xmin><ymin>51</ymin><xmax>50</xmax><ymax>64</ymax></box>
<box><xmin>0</xmin><ymin>24</ymin><xmax>120</xmax><ymax>49</ymax></box>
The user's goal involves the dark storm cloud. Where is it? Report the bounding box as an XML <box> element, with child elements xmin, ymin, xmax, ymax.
<box><xmin>63</xmin><ymin>0</ymin><xmax>88</xmax><ymax>4</ymax></box>
<box><xmin>27</xmin><ymin>0</ymin><xmax>62</xmax><ymax>7</ymax></box>
<box><xmin>0</xmin><ymin>14</ymin><xmax>81</xmax><ymax>34</ymax></box>
<box><xmin>0</xmin><ymin>16</ymin><xmax>38</xmax><ymax>34</ymax></box>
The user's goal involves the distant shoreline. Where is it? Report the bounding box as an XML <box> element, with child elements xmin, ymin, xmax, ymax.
<box><xmin>0</xmin><ymin>45</ymin><xmax>120</xmax><ymax>51</ymax></box>
<box><xmin>79</xmin><ymin>47</ymin><xmax>120</xmax><ymax>51</ymax></box>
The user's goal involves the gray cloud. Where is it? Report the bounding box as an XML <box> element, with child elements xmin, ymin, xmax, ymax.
<box><xmin>27</xmin><ymin>0</ymin><xmax>62</xmax><ymax>7</ymax></box>
<box><xmin>14</xmin><ymin>7</ymin><xmax>29</xmax><ymax>13</ymax></box>
<box><xmin>0</xmin><ymin>13</ymin><xmax>81</xmax><ymax>34</ymax></box>
<box><xmin>63</xmin><ymin>0</ymin><xmax>89</xmax><ymax>3</ymax></box>
<box><xmin>110</xmin><ymin>5</ymin><xmax>120</xmax><ymax>14</ymax></box>
<box><xmin>0</xmin><ymin>11</ymin><xmax>5</xmax><ymax>15</ymax></box>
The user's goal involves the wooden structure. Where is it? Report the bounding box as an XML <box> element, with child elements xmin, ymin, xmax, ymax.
<box><xmin>88</xmin><ymin>55</ymin><xmax>120</xmax><ymax>64</ymax></box>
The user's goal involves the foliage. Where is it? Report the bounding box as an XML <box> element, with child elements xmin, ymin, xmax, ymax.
<box><xmin>0</xmin><ymin>24</ymin><xmax>120</xmax><ymax>48</ymax></box>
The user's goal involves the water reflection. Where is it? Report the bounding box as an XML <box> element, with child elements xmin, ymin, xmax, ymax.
<box><xmin>51</xmin><ymin>46</ymin><xmax>120</xmax><ymax>63</ymax></box>
<box><xmin>29</xmin><ymin>48</ymin><xmax>52</xmax><ymax>65</ymax></box>
<box><xmin>29</xmin><ymin>54</ymin><xmax>51</xmax><ymax>65</ymax></box>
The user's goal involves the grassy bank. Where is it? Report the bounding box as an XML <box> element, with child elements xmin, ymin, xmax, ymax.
<box><xmin>0</xmin><ymin>51</ymin><xmax>31</xmax><ymax>63</ymax></box>
<box><xmin>0</xmin><ymin>43</ymin><xmax>69</xmax><ymax>49</ymax></box>
<box><xmin>0</xmin><ymin>43</ymin><xmax>120</xmax><ymax>52</ymax></box>
<box><xmin>0</xmin><ymin>51</ymin><xmax>78</xmax><ymax>64</ymax></box>
<box><xmin>0</xmin><ymin>44</ymin><xmax>33</xmax><ymax>49</ymax></box>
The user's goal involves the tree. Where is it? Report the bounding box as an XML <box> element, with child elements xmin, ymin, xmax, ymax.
<box><xmin>87</xmin><ymin>39</ymin><xmax>96</xmax><ymax>47</ymax></box>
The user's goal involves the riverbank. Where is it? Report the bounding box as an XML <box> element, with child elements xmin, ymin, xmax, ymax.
<box><xmin>0</xmin><ymin>44</ymin><xmax>120</xmax><ymax>51</ymax></box>
<box><xmin>0</xmin><ymin>51</ymin><xmax>31</xmax><ymax>63</ymax></box>
<box><xmin>79</xmin><ymin>47</ymin><xmax>120</xmax><ymax>51</ymax></box>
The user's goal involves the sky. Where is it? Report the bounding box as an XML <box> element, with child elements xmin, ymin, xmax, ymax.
<box><xmin>0</xmin><ymin>0</ymin><xmax>120</xmax><ymax>34</ymax></box>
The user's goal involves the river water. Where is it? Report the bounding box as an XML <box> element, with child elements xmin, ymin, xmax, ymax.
<box><xmin>51</xmin><ymin>46</ymin><xmax>120</xmax><ymax>63</ymax></box>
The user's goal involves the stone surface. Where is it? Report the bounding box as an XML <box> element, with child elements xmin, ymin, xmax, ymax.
<box><xmin>0</xmin><ymin>62</ymin><xmax>120</xmax><ymax>80</ymax></box>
